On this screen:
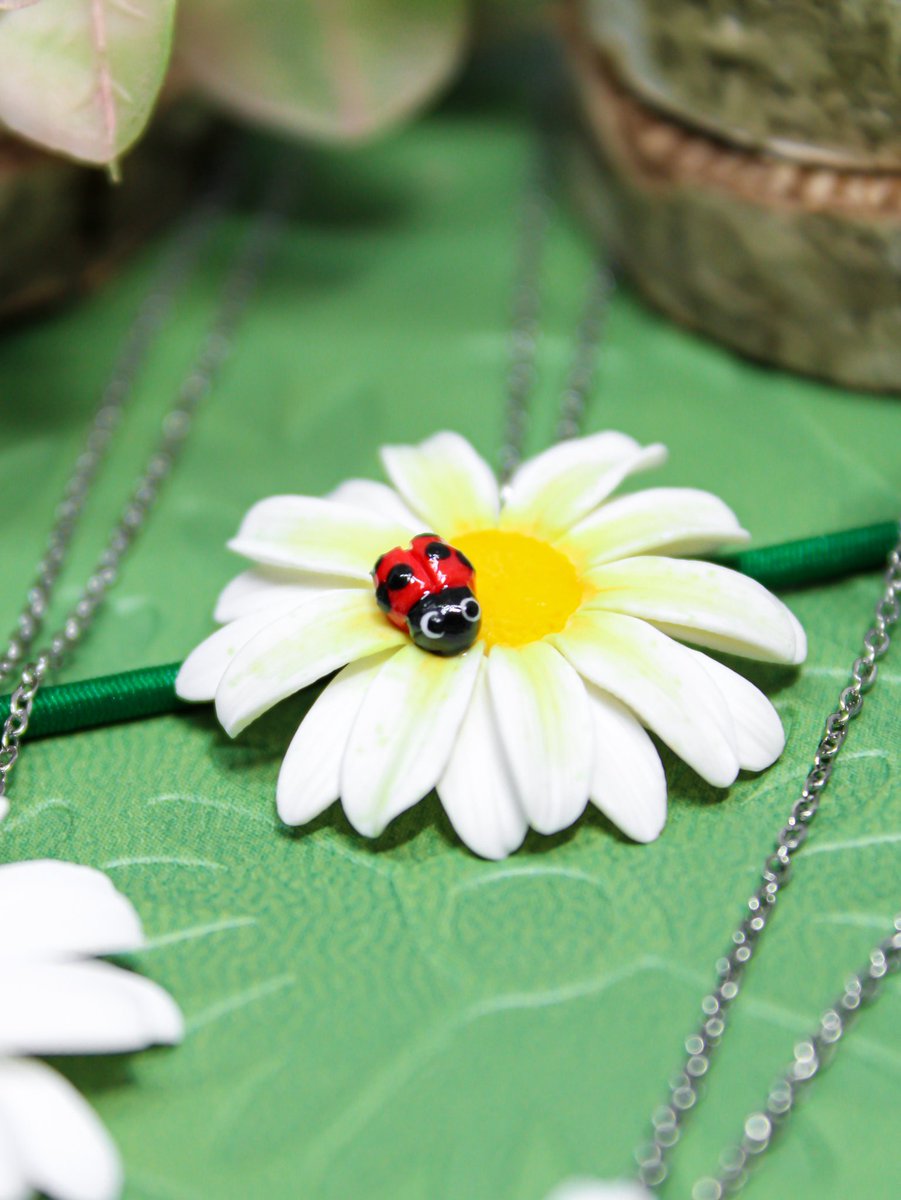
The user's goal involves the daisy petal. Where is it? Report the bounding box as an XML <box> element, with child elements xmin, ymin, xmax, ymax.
<box><xmin>584</xmin><ymin>557</ymin><xmax>802</xmax><ymax>664</ymax></box>
<box><xmin>688</xmin><ymin>650</ymin><xmax>785</xmax><ymax>772</ymax></box>
<box><xmin>216</xmin><ymin>591</ymin><xmax>406</xmax><ymax>736</ymax></box>
<box><xmin>0</xmin><ymin>1118</ymin><xmax>27</xmax><ymax>1200</ymax></box>
<box><xmin>214</xmin><ymin>567</ymin><xmax>353</xmax><ymax>623</ymax></box>
<box><xmin>552</xmin><ymin>611</ymin><xmax>740</xmax><ymax>788</ymax></box>
<box><xmin>487</xmin><ymin>643</ymin><xmax>592</xmax><ymax>835</ymax></box>
<box><xmin>0</xmin><ymin>1058</ymin><xmax>120</xmax><ymax>1200</ymax></box>
<box><xmin>276</xmin><ymin>653</ymin><xmax>390</xmax><ymax>826</ymax></box>
<box><xmin>229</xmin><ymin>495</ymin><xmax>413</xmax><ymax>580</ymax></box>
<box><xmin>557</xmin><ymin>487</ymin><xmax>749</xmax><ymax>568</ymax></box>
<box><xmin>586</xmin><ymin>686</ymin><xmax>666</xmax><ymax>842</ymax></box>
<box><xmin>176</xmin><ymin>594</ymin><xmax>337</xmax><ymax>703</ymax></box>
<box><xmin>0</xmin><ymin>861</ymin><xmax>143</xmax><ymax>962</ymax></box>
<box><xmin>500</xmin><ymin>432</ymin><xmax>667</xmax><ymax>541</ymax></box>
<box><xmin>380</xmin><ymin>432</ymin><xmax>500</xmax><ymax>536</ymax></box>
<box><xmin>437</xmin><ymin>662</ymin><xmax>528</xmax><ymax>859</ymax></box>
<box><xmin>327</xmin><ymin>479</ymin><xmax>421</xmax><ymax>528</ymax></box>
<box><xmin>341</xmin><ymin>643</ymin><xmax>483</xmax><ymax>838</ymax></box>
<box><xmin>0</xmin><ymin>961</ymin><xmax>182</xmax><ymax>1056</ymax></box>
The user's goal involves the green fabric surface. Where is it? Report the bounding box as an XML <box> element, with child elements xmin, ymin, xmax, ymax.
<box><xmin>1</xmin><ymin>98</ymin><xmax>900</xmax><ymax>1200</ymax></box>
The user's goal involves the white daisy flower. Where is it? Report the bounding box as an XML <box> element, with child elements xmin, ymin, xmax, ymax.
<box><xmin>0</xmin><ymin>859</ymin><xmax>183</xmax><ymax>1200</ymax></box>
<box><xmin>177</xmin><ymin>431</ymin><xmax>805</xmax><ymax>859</ymax></box>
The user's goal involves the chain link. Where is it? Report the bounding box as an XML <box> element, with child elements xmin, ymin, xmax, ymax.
<box><xmin>636</xmin><ymin>530</ymin><xmax>901</xmax><ymax>1192</ymax></box>
<box><xmin>0</xmin><ymin>164</ymin><xmax>293</xmax><ymax>812</ymax></box>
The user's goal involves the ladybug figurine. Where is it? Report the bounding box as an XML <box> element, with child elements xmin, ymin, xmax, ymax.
<box><xmin>373</xmin><ymin>534</ymin><xmax>481</xmax><ymax>656</ymax></box>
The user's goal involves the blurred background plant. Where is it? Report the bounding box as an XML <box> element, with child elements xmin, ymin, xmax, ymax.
<box><xmin>0</xmin><ymin>0</ymin><xmax>545</xmax><ymax>167</ymax></box>
<box><xmin>0</xmin><ymin>0</ymin><xmax>544</xmax><ymax>317</ymax></box>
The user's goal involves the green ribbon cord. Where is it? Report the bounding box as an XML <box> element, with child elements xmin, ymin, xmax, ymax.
<box><xmin>1</xmin><ymin>519</ymin><xmax>897</xmax><ymax>742</ymax></box>
<box><xmin>714</xmin><ymin>519</ymin><xmax>899</xmax><ymax>591</ymax></box>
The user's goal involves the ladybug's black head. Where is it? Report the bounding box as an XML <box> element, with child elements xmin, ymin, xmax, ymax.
<box><xmin>407</xmin><ymin>587</ymin><xmax>481</xmax><ymax>656</ymax></box>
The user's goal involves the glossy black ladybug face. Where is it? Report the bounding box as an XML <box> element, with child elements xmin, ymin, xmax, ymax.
<box><xmin>407</xmin><ymin>587</ymin><xmax>481</xmax><ymax>656</ymax></box>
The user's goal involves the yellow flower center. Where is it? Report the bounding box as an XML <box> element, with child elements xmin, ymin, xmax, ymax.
<box><xmin>453</xmin><ymin>529</ymin><xmax>583</xmax><ymax>650</ymax></box>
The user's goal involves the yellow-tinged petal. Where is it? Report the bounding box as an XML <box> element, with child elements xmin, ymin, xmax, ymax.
<box><xmin>557</xmin><ymin>487</ymin><xmax>749</xmax><ymax>569</ymax></box>
<box><xmin>380</xmin><ymin>432</ymin><xmax>500</xmax><ymax>537</ymax></box>
<box><xmin>176</xmin><ymin>597</ymin><xmax>322</xmax><ymax>703</ymax></box>
<box><xmin>341</xmin><ymin>643</ymin><xmax>483</xmax><ymax>838</ymax></box>
<box><xmin>437</xmin><ymin>662</ymin><xmax>528</xmax><ymax>860</ymax></box>
<box><xmin>552</xmin><ymin>610</ymin><xmax>740</xmax><ymax>788</ymax></box>
<box><xmin>487</xmin><ymin>643</ymin><xmax>592</xmax><ymax>835</ymax></box>
<box><xmin>215</xmin><ymin>591</ymin><xmax>406</xmax><ymax>736</ymax></box>
<box><xmin>499</xmin><ymin>432</ymin><xmax>667</xmax><ymax>541</ymax></box>
<box><xmin>584</xmin><ymin>556</ymin><xmax>803</xmax><ymax>664</ymax></box>
<box><xmin>228</xmin><ymin>495</ymin><xmax>415</xmax><ymax>580</ymax></box>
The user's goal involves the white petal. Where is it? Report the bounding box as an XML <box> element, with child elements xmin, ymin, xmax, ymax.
<box><xmin>0</xmin><ymin>1118</ymin><xmax>27</xmax><ymax>1200</ymax></box>
<box><xmin>557</xmin><ymin>486</ymin><xmax>749</xmax><ymax>568</ymax></box>
<box><xmin>276</xmin><ymin>653</ymin><xmax>390</xmax><ymax>826</ymax></box>
<box><xmin>341</xmin><ymin>643</ymin><xmax>483</xmax><ymax>838</ymax></box>
<box><xmin>546</xmin><ymin>1180</ymin><xmax>654</xmax><ymax>1200</ymax></box>
<box><xmin>229</xmin><ymin>495</ymin><xmax>413</xmax><ymax>580</ymax></box>
<box><xmin>787</xmin><ymin>608</ymin><xmax>808</xmax><ymax>665</ymax></box>
<box><xmin>0</xmin><ymin>1058</ymin><xmax>121</xmax><ymax>1200</ymax></box>
<box><xmin>586</xmin><ymin>687</ymin><xmax>666</xmax><ymax>842</ymax></box>
<box><xmin>380</xmin><ymin>432</ymin><xmax>500</xmax><ymax>536</ymax></box>
<box><xmin>437</xmin><ymin>662</ymin><xmax>528</xmax><ymax>859</ymax></box>
<box><xmin>487</xmin><ymin>643</ymin><xmax>592</xmax><ymax>836</ymax></box>
<box><xmin>552</xmin><ymin>611</ymin><xmax>740</xmax><ymax>788</ymax></box>
<box><xmin>0</xmin><ymin>860</ymin><xmax>143</xmax><ymax>963</ymax></box>
<box><xmin>327</xmin><ymin>479</ymin><xmax>421</xmax><ymax>528</ymax></box>
<box><xmin>215</xmin><ymin>590</ymin><xmax>406</xmax><ymax>736</ymax></box>
<box><xmin>688</xmin><ymin>650</ymin><xmax>785</xmax><ymax>772</ymax></box>
<box><xmin>500</xmin><ymin>432</ymin><xmax>667</xmax><ymax>541</ymax></box>
<box><xmin>214</xmin><ymin>567</ymin><xmax>355</xmax><ymax>623</ymax></box>
<box><xmin>585</xmin><ymin>556</ymin><xmax>802</xmax><ymax>664</ymax></box>
<box><xmin>176</xmin><ymin>594</ymin><xmax>334</xmax><ymax>703</ymax></box>
<box><xmin>0</xmin><ymin>961</ymin><xmax>182</xmax><ymax>1056</ymax></box>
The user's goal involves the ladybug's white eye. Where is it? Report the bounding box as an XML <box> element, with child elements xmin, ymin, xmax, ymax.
<box><xmin>462</xmin><ymin>599</ymin><xmax>481</xmax><ymax>623</ymax></box>
<box><xmin>420</xmin><ymin>610</ymin><xmax>445</xmax><ymax>639</ymax></box>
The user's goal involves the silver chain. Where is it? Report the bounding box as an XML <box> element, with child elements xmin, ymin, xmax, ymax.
<box><xmin>695</xmin><ymin>909</ymin><xmax>901</xmax><ymax>1198</ymax></box>
<box><xmin>498</xmin><ymin>156</ymin><xmax>615</xmax><ymax>482</ymax></box>
<box><xmin>637</xmin><ymin>530</ymin><xmax>901</xmax><ymax>1195</ymax></box>
<box><xmin>0</xmin><ymin>164</ymin><xmax>293</xmax><ymax>812</ymax></box>
<box><xmin>0</xmin><ymin>182</ymin><xmax>230</xmax><ymax>692</ymax></box>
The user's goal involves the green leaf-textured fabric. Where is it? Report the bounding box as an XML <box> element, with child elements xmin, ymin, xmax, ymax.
<box><xmin>1</xmin><ymin>104</ymin><xmax>901</xmax><ymax>1200</ymax></box>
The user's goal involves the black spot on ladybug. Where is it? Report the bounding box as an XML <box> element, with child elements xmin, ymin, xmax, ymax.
<box><xmin>455</xmin><ymin>549</ymin><xmax>473</xmax><ymax>571</ymax></box>
<box><xmin>375</xmin><ymin>582</ymin><xmax>391</xmax><ymax>612</ymax></box>
<box><xmin>425</xmin><ymin>540</ymin><xmax>451</xmax><ymax>560</ymax></box>
<box><xmin>387</xmin><ymin>565</ymin><xmax>414</xmax><ymax>591</ymax></box>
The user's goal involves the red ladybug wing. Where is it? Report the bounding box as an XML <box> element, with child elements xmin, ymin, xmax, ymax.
<box><xmin>409</xmin><ymin>535</ymin><xmax>475</xmax><ymax>589</ymax></box>
<box><xmin>373</xmin><ymin>547</ymin><xmax>430</xmax><ymax>623</ymax></box>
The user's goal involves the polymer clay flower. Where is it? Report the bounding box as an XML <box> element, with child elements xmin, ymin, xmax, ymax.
<box><xmin>0</xmin><ymin>859</ymin><xmax>183</xmax><ymax>1200</ymax></box>
<box><xmin>177</xmin><ymin>431</ymin><xmax>805</xmax><ymax>859</ymax></box>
